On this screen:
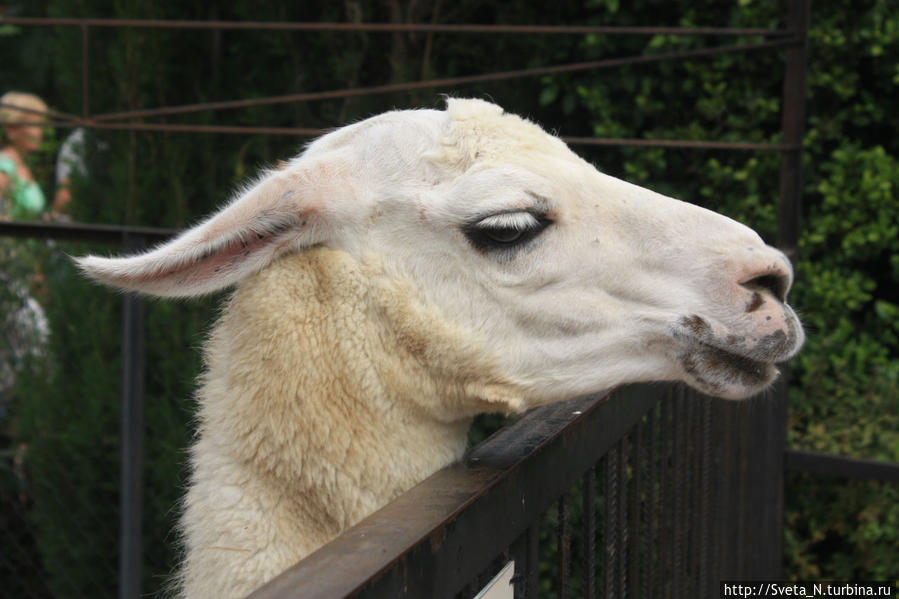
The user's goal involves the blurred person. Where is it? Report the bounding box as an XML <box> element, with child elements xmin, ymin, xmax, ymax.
<box><xmin>0</xmin><ymin>284</ymin><xmax>48</xmax><ymax>416</ymax></box>
<box><xmin>0</xmin><ymin>91</ymin><xmax>50</xmax><ymax>415</ymax></box>
<box><xmin>52</xmin><ymin>127</ymin><xmax>87</xmax><ymax>221</ymax></box>
<box><xmin>0</xmin><ymin>91</ymin><xmax>47</xmax><ymax>221</ymax></box>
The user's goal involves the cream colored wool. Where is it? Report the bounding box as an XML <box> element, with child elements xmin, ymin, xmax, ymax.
<box><xmin>77</xmin><ymin>99</ymin><xmax>803</xmax><ymax>598</ymax></box>
<box><xmin>179</xmin><ymin>249</ymin><xmax>520</xmax><ymax>597</ymax></box>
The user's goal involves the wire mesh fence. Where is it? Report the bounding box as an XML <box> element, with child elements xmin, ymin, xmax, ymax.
<box><xmin>1</xmin><ymin>236</ymin><xmax>121</xmax><ymax>599</ymax></box>
<box><xmin>0</xmin><ymin>231</ymin><xmax>194</xmax><ymax>599</ymax></box>
<box><xmin>442</xmin><ymin>388</ymin><xmax>784</xmax><ymax>599</ymax></box>
<box><xmin>249</xmin><ymin>385</ymin><xmax>788</xmax><ymax>599</ymax></box>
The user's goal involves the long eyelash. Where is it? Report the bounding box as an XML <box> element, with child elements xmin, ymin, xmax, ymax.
<box><xmin>462</xmin><ymin>211</ymin><xmax>552</xmax><ymax>255</ymax></box>
<box><xmin>476</xmin><ymin>212</ymin><xmax>541</xmax><ymax>231</ymax></box>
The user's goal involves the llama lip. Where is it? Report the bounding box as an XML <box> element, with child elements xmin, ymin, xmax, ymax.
<box><xmin>677</xmin><ymin>337</ymin><xmax>777</xmax><ymax>396</ymax></box>
<box><xmin>675</xmin><ymin>313</ymin><xmax>799</xmax><ymax>366</ymax></box>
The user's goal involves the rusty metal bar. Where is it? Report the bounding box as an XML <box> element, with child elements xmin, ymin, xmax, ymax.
<box><xmin>0</xmin><ymin>104</ymin><xmax>80</xmax><ymax>123</ymax></box>
<box><xmin>672</xmin><ymin>391</ymin><xmax>684</xmax><ymax>599</ymax></box>
<box><xmin>4</xmin><ymin>112</ymin><xmax>798</xmax><ymax>151</ymax></box>
<box><xmin>83</xmin><ymin>122</ymin><xmax>328</xmax><ymax>136</ymax></box>
<box><xmin>616</xmin><ymin>438</ymin><xmax>627</xmax><ymax>598</ymax></box>
<box><xmin>527</xmin><ymin>523</ymin><xmax>540</xmax><ymax>598</ymax></box>
<box><xmin>81</xmin><ymin>24</ymin><xmax>90</xmax><ymax>119</ymax></box>
<box><xmin>509</xmin><ymin>524</ymin><xmax>538</xmax><ymax>599</ymax></box>
<box><xmin>564</xmin><ymin>136</ymin><xmax>795</xmax><ymax>152</ymax></box>
<box><xmin>27</xmin><ymin>117</ymin><xmax>797</xmax><ymax>152</ymax></box>
<box><xmin>88</xmin><ymin>37</ymin><xmax>795</xmax><ymax>123</ymax></box>
<box><xmin>735</xmin><ymin>401</ymin><xmax>750</xmax><ymax>576</ymax></box>
<box><xmin>628</xmin><ymin>419</ymin><xmax>642</xmax><ymax>599</ymax></box>
<box><xmin>689</xmin><ymin>394</ymin><xmax>702</xmax><ymax>596</ymax></box>
<box><xmin>602</xmin><ymin>450</ymin><xmax>617</xmax><ymax>599</ymax></box>
<box><xmin>584</xmin><ymin>467</ymin><xmax>596</xmax><ymax>598</ymax></box>
<box><xmin>558</xmin><ymin>493</ymin><xmax>571</xmax><ymax>599</ymax></box>
<box><xmin>645</xmin><ymin>405</ymin><xmax>657</xmax><ymax>599</ymax></box>
<box><xmin>720</xmin><ymin>400</ymin><xmax>740</xmax><ymax>580</ymax></box>
<box><xmin>119</xmin><ymin>232</ymin><xmax>146</xmax><ymax>599</ymax></box>
<box><xmin>688</xmin><ymin>391</ymin><xmax>701</xmax><ymax>591</ymax></box>
<box><xmin>699</xmin><ymin>397</ymin><xmax>713</xmax><ymax>597</ymax></box>
<box><xmin>0</xmin><ymin>117</ymin><xmax>328</xmax><ymax>136</ymax></box>
<box><xmin>0</xmin><ymin>16</ymin><xmax>792</xmax><ymax>37</ymax></box>
<box><xmin>679</xmin><ymin>393</ymin><xmax>691</xmax><ymax>599</ymax></box>
<box><xmin>0</xmin><ymin>220</ymin><xmax>176</xmax><ymax>244</ymax></box>
<box><xmin>760</xmin><ymin>396</ymin><xmax>785</xmax><ymax>576</ymax></box>
<box><xmin>769</xmin><ymin>0</ymin><xmax>810</xmax><ymax>580</ymax></box>
<box><xmin>4</xmin><ymin>35</ymin><xmax>798</xmax><ymax>155</ymax></box>
<box><xmin>777</xmin><ymin>0</ymin><xmax>810</xmax><ymax>261</ymax></box>
<box><xmin>663</xmin><ymin>393</ymin><xmax>675</xmax><ymax>599</ymax></box>
<box><xmin>784</xmin><ymin>450</ymin><xmax>899</xmax><ymax>483</ymax></box>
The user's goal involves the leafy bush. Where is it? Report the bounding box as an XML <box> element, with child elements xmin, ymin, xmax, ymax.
<box><xmin>2</xmin><ymin>0</ymin><xmax>896</xmax><ymax>594</ymax></box>
<box><xmin>540</xmin><ymin>0</ymin><xmax>899</xmax><ymax>581</ymax></box>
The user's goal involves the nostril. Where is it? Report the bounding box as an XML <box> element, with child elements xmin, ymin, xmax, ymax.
<box><xmin>741</xmin><ymin>273</ymin><xmax>789</xmax><ymax>304</ymax></box>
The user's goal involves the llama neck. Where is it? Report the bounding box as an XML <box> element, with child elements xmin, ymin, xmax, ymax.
<box><xmin>180</xmin><ymin>248</ymin><xmax>525</xmax><ymax>597</ymax></box>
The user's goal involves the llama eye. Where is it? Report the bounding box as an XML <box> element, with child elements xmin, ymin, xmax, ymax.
<box><xmin>463</xmin><ymin>211</ymin><xmax>551</xmax><ymax>252</ymax></box>
<box><xmin>484</xmin><ymin>227</ymin><xmax>526</xmax><ymax>244</ymax></box>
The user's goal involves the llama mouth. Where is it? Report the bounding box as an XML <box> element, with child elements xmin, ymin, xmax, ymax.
<box><xmin>678</xmin><ymin>339</ymin><xmax>777</xmax><ymax>398</ymax></box>
<box><xmin>672</xmin><ymin>313</ymin><xmax>797</xmax><ymax>397</ymax></box>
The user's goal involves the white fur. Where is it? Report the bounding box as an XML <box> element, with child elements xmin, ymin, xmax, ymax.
<box><xmin>76</xmin><ymin>99</ymin><xmax>803</xmax><ymax>598</ymax></box>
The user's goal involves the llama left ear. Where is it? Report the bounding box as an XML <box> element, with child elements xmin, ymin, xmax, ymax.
<box><xmin>76</xmin><ymin>156</ymin><xmax>350</xmax><ymax>298</ymax></box>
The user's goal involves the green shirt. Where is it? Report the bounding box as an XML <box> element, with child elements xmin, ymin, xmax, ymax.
<box><xmin>0</xmin><ymin>156</ymin><xmax>45</xmax><ymax>219</ymax></box>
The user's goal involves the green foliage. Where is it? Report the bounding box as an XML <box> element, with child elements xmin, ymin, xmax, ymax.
<box><xmin>784</xmin><ymin>139</ymin><xmax>899</xmax><ymax>578</ymax></box>
<box><xmin>784</xmin><ymin>474</ymin><xmax>899</xmax><ymax>580</ymax></box>
<box><xmin>542</xmin><ymin>0</ymin><xmax>899</xmax><ymax>582</ymax></box>
<box><xmin>9</xmin><ymin>243</ymin><xmax>219</xmax><ymax>596</ymax></box>
<box><xmin>782</xmin><ymin>1</ymin><xmax>899</xmax><ymax>577</ymax></box>
<box><xmin>2</xmin><ymin>0</ymin><xmax>897</xmax><ymax>593</ymax></box>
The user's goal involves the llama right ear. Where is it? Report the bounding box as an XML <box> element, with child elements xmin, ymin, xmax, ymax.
<box><xmin>76</xmin><ymin>156</ymin><xmax>351</xmax><ymax>298</ymax></box>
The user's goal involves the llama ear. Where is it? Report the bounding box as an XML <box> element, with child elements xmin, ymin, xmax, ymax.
<box><xmin>76</xmin><ymin>158</ymin><xmax>347</xmax><ymax>298</ymax></box>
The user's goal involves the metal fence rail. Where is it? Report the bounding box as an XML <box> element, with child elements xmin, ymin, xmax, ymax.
<box><xmin>249</xmin><ymin>384</ymin><xmax>792</xmax><ymax>599</ymax></box>
<box><xmin>784</xmin><ymin>450</ymin><xmax>899</xmax><ymax>484</ymax></box>
<box><xmin>1</xmin><ymin>15</ymin><xmax>798</xmax><ymax>150</ymax></box>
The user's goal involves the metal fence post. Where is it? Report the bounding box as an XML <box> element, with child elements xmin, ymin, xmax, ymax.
<box><xmin>773</xmin><ymin>0</ymin><xmax>811</xmax><ymax>580</ymax></box>
<box><xmin>80</xmin><ymin>23</ymin><xmax>90</xmax><ymax>120</ymax></box>
<box><xmin>120</xmin><ymin>233</ymin><xmax>146</xmax><ymax>599</ymax></box>
<box><xmin>778</xmin><ymin>0</ymin><xmax>810</xmax><ymax>262</ymax></box>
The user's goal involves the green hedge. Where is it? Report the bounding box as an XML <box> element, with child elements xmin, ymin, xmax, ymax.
<box><xmin>1</xmin><ymin>0</ymin><xmax>896</xmax><ymax>594</ymax></box>
<box><xmin>545</xmin><ymin>0</ymin><xmax>899</xmax><ymax>580</ymax></box>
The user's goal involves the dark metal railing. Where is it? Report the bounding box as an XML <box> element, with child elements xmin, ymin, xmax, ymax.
<box><xmin>248</xmin><ymin>384</ymin><xmax>797</xmax><ymax>599</ymax></box>
<box><xmin>784</xmin><ymin>450</ymin><xmax>899</xmax><ymax>483</ymax></box>
<box><xmin>249</xmin><ymin>387</ymin><xmax>657</xmax><ymax>598</ymax></box>
<box><xmin>0</xmin><ymin>220</ymin><xmax>174</xmax><ymax>599</ymax></box>
<box><xmin>253</xmin><ymin>382</ymin><xmax>899</xmax><ymax>599</ymax></box>
<box><xmin>0</xmin><ymin>220</ymin><xmax>175</xmax><ymax>245</ymax></box>
<box><xmin>1</xmin><ymin>15</ymin><xmax>798</xmax><ymax>151</ymax></box>
<box><xmin>0</xmin><ymin>17</ymin><xmax>793</xmax><ymax>36</ymax></box>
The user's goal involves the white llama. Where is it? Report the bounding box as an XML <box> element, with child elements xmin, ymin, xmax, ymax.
<box><xmin>77</xmin><ymin>98</ymin><xmax>803</xmax><ymax>598</ymax></box>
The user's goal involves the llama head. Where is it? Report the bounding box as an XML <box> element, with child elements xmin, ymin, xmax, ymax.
<box><xmin>77</xmin><ymin>98</ymin><xmax>803</xmax><ymax>405</ymax></box>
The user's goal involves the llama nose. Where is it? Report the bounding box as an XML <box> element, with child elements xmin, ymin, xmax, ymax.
<box><xmin>739</xmin><ymin>270</ymin><xmax>790</xmax><ymax>305</ymax></box>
